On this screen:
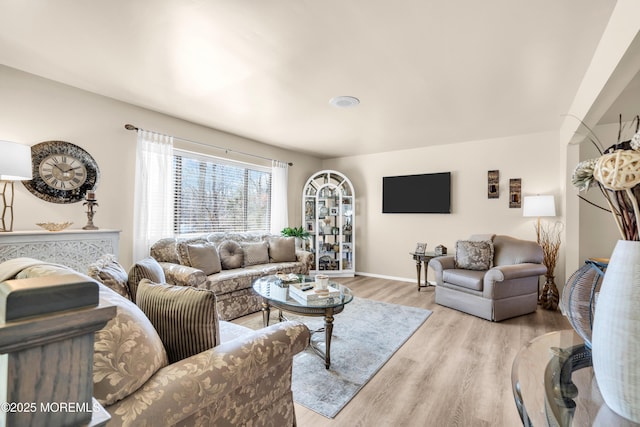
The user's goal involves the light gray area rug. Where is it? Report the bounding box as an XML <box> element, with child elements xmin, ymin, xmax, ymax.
<box><xmin>287</xmin><ymin>297</ymin><xmax>432</xmax><ymax>418</ymax></box>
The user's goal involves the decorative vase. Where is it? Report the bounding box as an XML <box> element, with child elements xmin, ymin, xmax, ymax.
<box><xmin>539</xmin><ymin>274</ymin><xmax>559</xmax><ymax>310</ymax></box>
<box><xmin>592</xmin><ymin>240</ymin><xmax>640</xmax><ymax>423</ymax></box>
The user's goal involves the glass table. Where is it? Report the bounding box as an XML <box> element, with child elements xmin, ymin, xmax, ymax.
<box><xmin>252</xmin><ymin>275</ymin><xmax>353</xmax><ymax>369</ymax></box>
<box><xmin>512</xmin><ymin>329</ymin><xmax>639</xmax><ymax>426</ymax></box>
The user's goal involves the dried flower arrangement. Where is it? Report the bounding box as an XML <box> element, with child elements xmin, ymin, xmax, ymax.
<box><xmin>571</xmin><ymin>115</ymin><xmax>640</xmax><ymax>241</ymax></box>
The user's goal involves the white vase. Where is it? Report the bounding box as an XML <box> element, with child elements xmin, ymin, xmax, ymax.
<box><xmin>592</xmin><ymin>239</ymin><xmax>640</xmax><ymax>423</ymax></box>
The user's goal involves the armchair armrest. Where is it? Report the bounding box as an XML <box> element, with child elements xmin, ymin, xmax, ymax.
<box><xmin>484</xmin><ymin>263</ymin><xmax>547</xmax><ymax>283</ymax></box>
<box><xmin>295</xmin><ymin>250</ymin><xmax>314</xmax><ymax>273</ymax></box>
<box><xmin>158</xmin><ymin>262</ymin><xmax>207</xmax><ymax>288</ymax></box>
<box><xmin>107</xmin><ymin>321</ymin><xmax>310</xmax><ymax>426</ymax></box>
<box><xmin>428</xmin><ymin>256</ymin><xmax>455</xmax><ymax>286</ymax></box>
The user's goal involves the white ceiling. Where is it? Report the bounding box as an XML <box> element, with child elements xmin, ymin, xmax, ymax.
<box><xmin>0</xmin><ymin>0</ymin><xmax>618</xmax><ymax>158</ymax></box>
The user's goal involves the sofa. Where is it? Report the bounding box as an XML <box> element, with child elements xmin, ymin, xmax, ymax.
<box><xmin>0</xmin><ymin>257</ymin><xmax>310</xmax><ymax>427</ymax></box>
<box><xmin>150</xmin><ymin>232</ymin><xmax>314</xmax><ymax>320</ymax></box>
<box><xmin>428</xmin><ymin>234</ymin><xmax>547</xmax><ymax>321</ymax></box>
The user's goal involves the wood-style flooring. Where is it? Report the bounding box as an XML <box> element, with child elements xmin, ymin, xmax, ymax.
<box><xmin>234</xmin><ymin>275</ymin><xmax>570</xmax><ymax>427</ymax></box>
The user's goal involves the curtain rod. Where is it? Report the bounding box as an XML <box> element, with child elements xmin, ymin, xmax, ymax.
<box><xmin>124</xmin><ymin>124</ymin><xmax>293</xmax><ymax>166</ymax></box>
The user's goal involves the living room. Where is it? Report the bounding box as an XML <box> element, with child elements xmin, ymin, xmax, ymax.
<box><xmin>1</xmin><ymin>1</ymin><xmax>640</xmax><ymax>426</ymax></box>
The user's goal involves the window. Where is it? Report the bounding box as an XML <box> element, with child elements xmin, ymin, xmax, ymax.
<box><xmin>173</xmin><ymin>149</ymin><xmax>271</xmax><ymax>235</ymax></box>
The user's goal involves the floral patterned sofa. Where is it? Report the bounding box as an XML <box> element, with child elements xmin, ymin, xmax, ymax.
<box><xmin>0</xmin><ymin>257</ymin><xmax>310</xmax><ymax>427</ymax></box>
<box><xmin>150</xmin><ymin>232</ymin><xmax>314</xmax><ymax>320</ymax></box>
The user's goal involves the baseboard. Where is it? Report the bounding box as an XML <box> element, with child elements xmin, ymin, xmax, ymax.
<box><xmin>355</xmin><ymin>271</ymin><xmax>415</xmax><ymax>284</ymax></box>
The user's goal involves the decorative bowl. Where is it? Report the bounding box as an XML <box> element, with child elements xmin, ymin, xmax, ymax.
<box><xmin>36</xmin><ymin>221</ymin><xmax>73</xmax><ymax>232</ymax></box>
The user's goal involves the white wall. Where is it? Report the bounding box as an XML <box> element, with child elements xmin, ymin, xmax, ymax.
<box><xmin>323</xmin><ymin>131</ymin><xmax>563</xmax><ymax>283</ymax></box>
<box><xmin>0</xmin><ymin>65</ymin><xmax>322</xmax><ymax>268</ymax></box>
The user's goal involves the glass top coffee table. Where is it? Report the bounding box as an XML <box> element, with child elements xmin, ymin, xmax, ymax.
<box><xmin>512</xmin><ymin>329</ymin><xmax>640</xmax><ymax>426</ymax></box>
<box><xmin>252</xmin><ymin>274</ymin><xmax>353</xmax><ymax>369</ymax></box>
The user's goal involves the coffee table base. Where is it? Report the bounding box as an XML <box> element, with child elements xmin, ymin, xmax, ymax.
<box><xmin>261</xmin><ymin>302</ymin><xmax>338</xmax><ymax>369</ymax></box>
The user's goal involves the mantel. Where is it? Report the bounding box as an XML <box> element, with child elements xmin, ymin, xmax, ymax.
<box><xmin>0</xmin><ymin>229</ymin><xmax>121</xmax><ymax>273</ymax></box>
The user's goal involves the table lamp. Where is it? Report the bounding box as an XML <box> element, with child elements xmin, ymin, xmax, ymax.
<box><xmin>0</xmin><ymin>141</ymin><xmax>33</xmax><ymax>232</ymax></box>
<box><xmin>523</xmin><ymin>195</ymin><xmax>556</xmax><ymax>243</ymax></box>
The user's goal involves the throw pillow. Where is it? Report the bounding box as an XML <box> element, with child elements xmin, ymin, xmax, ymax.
<box><xmin>88</xmin><ymin>254</ymin><xmax>131</xmax><ymax>300</ymax></box>
<box><xmin>127</xmin><ymin>257</ymin><xmax>166</xmax><ymax>303</ymax></box>
<box><xmin>178</xmin><ymin>242</ymin><xmax>222</xmax><ymax>275</ymax></box>
<box><xmin>268</xmin><ymin>236</ymin><xmax>296</xmax><ymax>262</ymax></box>
<box><xmin>455</xmin><ymin>240</ymin><xmax>494</xmax><ymax>271</ymax></box>
<box><xmin>218</xmin><ymin>240</ymin><xmax>244</xmax><ymax>269</ymax></box>
<box><xmin>242</xmin><ymin>241</ymin><xmax>270</xmax><ymax>266</ymax></box>
<box><xmin>136</xmin><ymin>279</ymin><xmax>220</xmax><ymax>363</ymax></box>
<box><xmin>93</xmin><ymin>282</ymin><xmax>168</xmax><ymax>406</ymax></box>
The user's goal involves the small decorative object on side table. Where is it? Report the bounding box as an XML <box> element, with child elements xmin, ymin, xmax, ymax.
<box><xmin>434</xmin><ymin>245</ymin><xmax>447</xmax><ymax>256</ymax></box>
<box><xmin>82</xmin><ymin>190</ymin><xmax>99</xmax><ymax>230</ymax></box>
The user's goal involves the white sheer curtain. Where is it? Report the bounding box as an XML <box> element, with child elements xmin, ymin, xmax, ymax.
<box><xmin>133</xmin><ymin>130</ymin><xmax>174</xmax><ymax>261</ymax></box>
<box><xmin>270</xmin><ymin>160</ymin><xmax>289</xmax><ymax>234</ymax></box>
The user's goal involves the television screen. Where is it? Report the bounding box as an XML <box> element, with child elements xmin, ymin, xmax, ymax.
<box><xmin>382</xmin><ymin>172</ymin><xmax>451</xmax><ymax>213</ymax></box>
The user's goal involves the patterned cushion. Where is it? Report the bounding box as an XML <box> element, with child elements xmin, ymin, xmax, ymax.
<box><xmin>219</xmin><ymin>240</ymin><xmax>244</xmax><ymax>269</ymax></box>
<box><xmin>268</xmin><ymin>237</ymin><xmax>296</xmax><ymax>262</ymax></box>
<box><xmin>455</xmin><ymin>240</ymin><xmax>494</xmax><ymax>271</ymax></box>
<box><xmin>93</xmin><ymin>282</ymin><xmax>168</xmax><ymax>406</ymax></box>
<box><xmin>87</xmin><ymin>254</ymin><xmax>131</xmax><ymax>300</ymax></box>
<box><xmin>127</xmin><ymin>257</ymin><xmax>166</xmax><ymax>303</ymax></box>
<box><xmin>178</xmin><ymin>242</ymin><xmax>222</xmax><ymax>275</ymax></box>
<box><xmin>136</xmin><ymin>279</ymin><xmax>220</xmax><ymax>363</ymax></box>
<box><xmin>242</xmin><ymin>241</ymin><xmax>270</xmax><ymax>266</ymax></box>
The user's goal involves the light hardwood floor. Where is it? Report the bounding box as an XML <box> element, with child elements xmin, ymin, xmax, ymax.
<box><xmin>234</xmin><ymin>276</ymin><xmax>570</xmax><ymax>427</ymax></box>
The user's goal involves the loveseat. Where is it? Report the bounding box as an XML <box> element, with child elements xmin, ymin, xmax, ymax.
<box><xmin>150</xmin><ymin>232</ymin><xmax>314</xmax><ymax>320</ymax></box>
<box><xmin>0</xmin><ymin>257</ymin><xmax>310</xmax><ymax>427</ymax></box>
<box><xmin>428</xmin><ymin>234</ymin><xmax>547</xmax><ymax>321</ymax></box>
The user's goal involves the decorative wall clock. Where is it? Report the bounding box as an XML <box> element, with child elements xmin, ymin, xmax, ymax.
<box><xmin>22</xmin><ymin>141</ymin><xmax>100</xmax><ymax>204</ymax></box>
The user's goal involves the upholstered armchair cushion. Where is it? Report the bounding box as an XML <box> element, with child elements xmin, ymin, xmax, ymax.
<box><xmin>93</xmin><ymin>282</ymin><xmax>169</xmax><ymax>406</ymax></box>
<box><xmin>268</xmin><ymin>236</ymin><xmax>297</xmax><ymax>262</ymax></box>
<box><xmin>88</xmin><ymin>254</ymin><xmax>131</xmax><ymax>300</ymax></box>
<box><xmin>128</xmin><ymin>257</ymin><xmax>166</xmax><ymax>302</ymax></box>
<box><xmin>136</xmin><ymin>279</ymin><xmax>221</xmax><ymax>363</ymax></box>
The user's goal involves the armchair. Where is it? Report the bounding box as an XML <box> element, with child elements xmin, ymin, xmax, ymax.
<box><xmin>428</xmin><ymin>235</ymin><xmax>546</xmax><ymax>321</ymax></box>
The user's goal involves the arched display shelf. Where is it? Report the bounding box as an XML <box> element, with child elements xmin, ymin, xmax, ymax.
<box><xmin>302</xmin><ymin>170</ymin><xmax>355</xmax><ymax>277</ymax></box>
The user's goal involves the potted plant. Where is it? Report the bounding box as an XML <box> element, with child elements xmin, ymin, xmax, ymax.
<box><xmin>281</xmin><ymin>226</ymin><xmax>310</xmax><ymax>250</ymax></box>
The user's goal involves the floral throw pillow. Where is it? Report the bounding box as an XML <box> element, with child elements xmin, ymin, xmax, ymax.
<box><xmin>455</xmin><ymin>240</ymin><xmax>494</xmax><ymax>271</ymax></box>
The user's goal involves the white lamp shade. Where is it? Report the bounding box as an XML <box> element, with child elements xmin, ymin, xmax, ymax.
<box><xmin>523</xmin><ymin>195</ymin><xmax>556</xmax><ymax>217</ymax></box>
<box><xmin>0</xmin><ymin>140</ymin><xmax>32</xmax><ymax>181</ymax></box>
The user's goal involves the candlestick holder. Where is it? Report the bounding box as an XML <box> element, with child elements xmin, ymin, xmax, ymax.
<box><xmin>82</xmin><ymin>199</ymin><xmax>99</xmax><ymax>230</ymax></box>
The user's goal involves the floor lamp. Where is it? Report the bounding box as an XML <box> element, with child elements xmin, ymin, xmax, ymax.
<box><xmin>0</xmin><ymin>141</ymin><xmax>33</xmax><ymax>232</ymax></box>
<box><xmin>523</xmin><ymin>195</ymin><xmax>560</xmax><ymax>310</ymax></box>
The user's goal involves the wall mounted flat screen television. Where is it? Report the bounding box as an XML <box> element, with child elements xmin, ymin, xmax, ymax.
<box><xmin>382</xmin><ymin>172</ymin><xmax>451</xmax><ymax>213</ymax></box>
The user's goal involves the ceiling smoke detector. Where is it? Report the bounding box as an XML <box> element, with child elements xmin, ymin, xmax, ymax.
<box><xmin>329</xmin><ymin>96</ymin><xmax>360</xmax><ymax>108</ymax></box>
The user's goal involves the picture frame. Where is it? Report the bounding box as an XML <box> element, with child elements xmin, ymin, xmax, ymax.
<box><xmin>306</xmin><ymin>221</ymin><xmax>314</xmax><ymax>232</ymax></box>
<box><xmin>414</xmin><ymin>242</ymin><xmax>427</xmax><ymax>254</ymax></box>
<box><xmin>305</xmin><ymin>200</ymin><xmax>315</xmax><ymax>220</ymax></box>
<box><xmin>488</xmin><ymin>170</ymin><xmax>499</xmax><ymax>199</ymax></box>
<box><xmin>329</xmin><ymin>207</ymin><xmax>339</xmax><ymax>216</ymax></box>
<box><xmin>509</xmin><ymin>178</ymin><xmax>522</xmax><ymax>208</ymax></box>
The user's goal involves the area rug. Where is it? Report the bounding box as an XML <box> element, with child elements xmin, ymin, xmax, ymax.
<box><xmin>287</xmin><ymin>297</ymin><xmax>432</xmax><ymax>418</ymax></box>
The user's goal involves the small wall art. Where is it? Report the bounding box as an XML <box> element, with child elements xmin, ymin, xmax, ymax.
<box><xmin>488</xmin><ymin>170</ymin><xmax>499</xmax><ymax>199</ymax></box>
<box><xmin>509</xmin><ymin>178</ymin><xmax>522</xmax><ymax>208</ymax></box>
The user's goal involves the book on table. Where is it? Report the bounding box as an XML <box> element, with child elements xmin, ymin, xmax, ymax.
<box><xmin>289</xmin><ymin>282</ymin><xmax>341</xmax><ymax>301</ymax></box>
